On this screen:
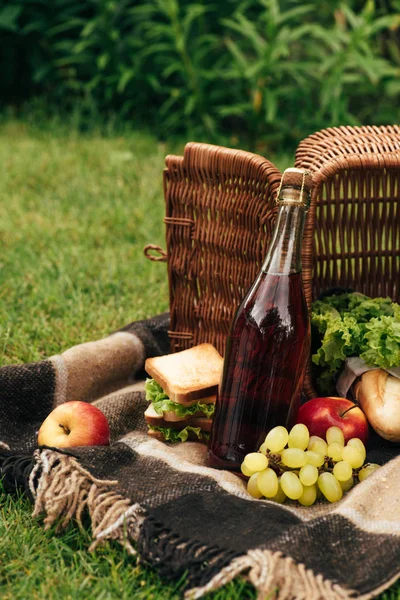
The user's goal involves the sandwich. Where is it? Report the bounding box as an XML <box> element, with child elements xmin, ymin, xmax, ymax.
<box><xmin>144</xmin><ymin>343</ymin><xmax>223</xmax><ymax>443</ymax></box>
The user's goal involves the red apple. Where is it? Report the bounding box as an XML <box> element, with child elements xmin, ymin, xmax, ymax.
<box><xmin>37</xmin><ymin>401</ymin><xmax>110</xmax><ymax>448</ymax></box>
<box><xmin>297</xmin><ymin>397</ymin><xmax>369</xmax><ymax>444</ymax></box>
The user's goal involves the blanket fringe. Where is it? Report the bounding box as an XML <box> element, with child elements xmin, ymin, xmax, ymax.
<box><xmin>185</xmin><ymin>549</ymin><xmax>357</xmax><ymax>600</ymax></box>
<box><xmin>30</xmin><ymin>449</ymin><xmax>146</xmax><ymax>556</ymax></box>
<box><xmin>30</xmin><ymin>450</ymin><xmax>357</xmax><ymax>600</ymax></box>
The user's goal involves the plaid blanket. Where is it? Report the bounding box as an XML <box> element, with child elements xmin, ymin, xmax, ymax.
<box><xmin>1</xmin><ymin>313</ymin><xmax>399</xmax><ymax>600</ymax></box>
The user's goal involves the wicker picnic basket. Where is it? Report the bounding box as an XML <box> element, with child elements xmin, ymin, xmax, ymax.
<box><xmin>295</xmin><ymin>125</ymin><xmax>400</xmax><ymax>396</ymax></box>
<box><xmin>145</xmin><ymin>127</ymin><xmax>400</xmax><ymax>399</ymax></box>
<box><xmin>145</xmin><ymin>142</ymin><xmax>282</xmax><ymax>354</ymax></box>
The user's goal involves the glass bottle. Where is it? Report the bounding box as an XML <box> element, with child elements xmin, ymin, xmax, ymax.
<box><xmin>207</xmin><ymin>168</ymin><xmax>312</xmax><ymax>471</ymax></box>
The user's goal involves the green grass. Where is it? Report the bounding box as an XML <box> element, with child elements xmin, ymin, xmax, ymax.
<box><xmin>0</xmin><ymin>119</ymin><xmax>398</xmax><ymax>600</ymax></box>
<box><xmin>0</xmin><ymin>120</ymin><xmax>172</xmax><ymax>364</ymax></box>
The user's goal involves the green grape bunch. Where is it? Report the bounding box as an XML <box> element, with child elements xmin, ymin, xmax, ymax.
<box><xmin>241</xmin><ymin>424</ymin><xmax>380</xmax><ymax>506</ymax></box>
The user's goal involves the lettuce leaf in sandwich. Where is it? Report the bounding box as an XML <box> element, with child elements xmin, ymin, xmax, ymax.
<box><xmin>145</xmin><ymin>379</ymin><xmax>215</xmax><ymax>419</ymax></box>
<box><xmin>148</xmin><ymin>425</ymin><xmax>210</xmax><ymax>443</ymax></box>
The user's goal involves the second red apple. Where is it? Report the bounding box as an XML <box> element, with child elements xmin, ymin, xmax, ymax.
<box><xmin>297</xmin><ymin>396</ymin><xmax>369</xmax><ymax>445</ymax></box>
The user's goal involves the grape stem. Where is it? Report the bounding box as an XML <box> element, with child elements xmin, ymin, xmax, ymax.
<box><xmin>265</xmin><ymin>451</ymin><xmax>301</xmax><ymax>474</ymax></box>
<box><xmin>265</xmin><ymin>451</ymin><xmax>282</xmax><ymax>474</ymax></box>
<box><xmin>319</xmin><ymin>457</ymin><xmax>334</xmax><ymax>474</ymax></box>
<box><xmin>353</xmin><ymin>463</ymin><xmax>370</xmax><ymax>476</ymax></box>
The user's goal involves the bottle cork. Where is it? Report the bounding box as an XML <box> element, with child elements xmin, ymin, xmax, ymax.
<box><xmin>276</xmin><ymin>168</ymin><xmax>313</xmax><ymax>207</ymax></box>
<box><xmin>280</xmin><ymin>168</ymin><xmax>313</xmax><ymax>191</ymax></box>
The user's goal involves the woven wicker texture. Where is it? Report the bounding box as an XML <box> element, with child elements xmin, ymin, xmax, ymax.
<box><xmin>296</xmin><ymin>125</ymin><xmax>400</xmax><ymax>171</ymax></box>
<box><xmin>295</xmin><ymin>125</ymin><xmax>400</xmax><ymax>302</ymax></box>
<box><xmin>295</xmin><ymin>125</ymin><xmax>400</xmax><ymax>397</ymax></box>
<box><xmin>163</xmin><ymin>142</ymin><xmax>281</xmax><ymax>354</ymax></box>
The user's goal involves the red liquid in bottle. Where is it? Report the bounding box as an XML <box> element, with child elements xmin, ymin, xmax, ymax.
<box><xmin>207</xmin><ymin>270</ymin><xmax>309</xmax><ymax>471</ymax></box>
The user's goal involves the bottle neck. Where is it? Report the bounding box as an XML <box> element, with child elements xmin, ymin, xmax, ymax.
<box><xmin>262</xmin><ymin>197</ymin><xmax>308</xmax><ymax>276</ymax></box>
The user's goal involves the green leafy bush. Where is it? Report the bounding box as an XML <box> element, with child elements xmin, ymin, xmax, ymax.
<box><xmin>1</xmin><ymin>0</ymin><xmax>400</xmax><ymax>149</ymax></box>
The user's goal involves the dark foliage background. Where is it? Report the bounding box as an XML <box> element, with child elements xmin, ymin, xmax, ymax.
<box><xmin>1</xmin><ymin>0</ymin><xmax>400</xmax><ymax>149</ymax></box>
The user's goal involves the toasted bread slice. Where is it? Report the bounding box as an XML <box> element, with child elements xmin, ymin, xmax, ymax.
<box><xmin>147</xmin><ymin>429</ymin><xmax>166</xmax><ymax>441</ymax></box>
<box><xmin>168</xmin><ymin>395</ymin><xmax>216</xmax><ymax>408</ymax></box>
<box><xmin>144</xmin><ymin>404</ymin><xmax>212</xmax><ymax>431</ymax></box>
<box><xmin>145</xmin><ymin>343</ymin><xmax>223</xmax><ymax>404</ymax></box>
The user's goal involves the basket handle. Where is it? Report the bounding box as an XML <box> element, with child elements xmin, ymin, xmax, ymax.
<box><xmin>143</xmin><ymin>244</ymin><xmax>168</xmax><ymax>262</ymax></box>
